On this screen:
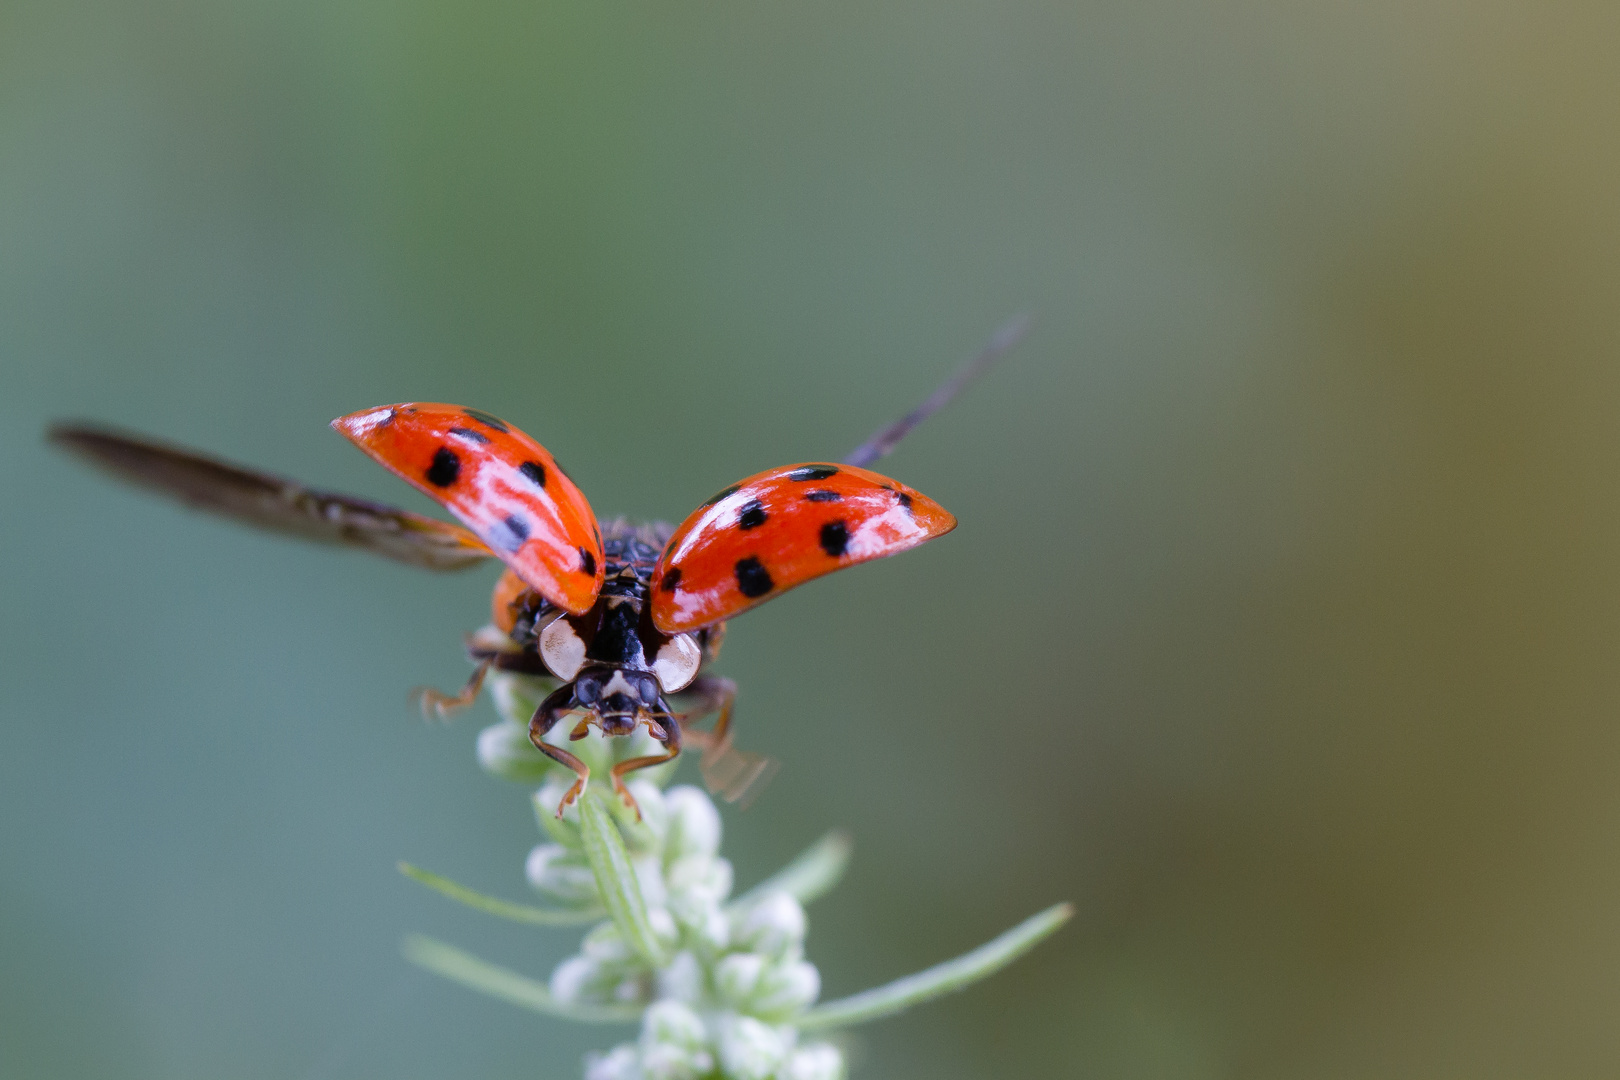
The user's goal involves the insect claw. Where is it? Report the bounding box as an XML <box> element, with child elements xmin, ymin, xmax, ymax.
<box><xmin>612</xmin><ymin>779</ymin><xmax>643</xmax><ymax>822</ymax></box>
<box><xmin>411</xmin><ymin>686</ymin><xmax>463</xmax><ymax>722</ymax></box>
<box><xmin>555</xmin><ymin>777</ymin><xmax>586</xmax><ymax>818</ymax></box>
<box><xmin>411</xmin><ymin>656</ymin><xmax>493</xmax><ymax>721</ymax></box>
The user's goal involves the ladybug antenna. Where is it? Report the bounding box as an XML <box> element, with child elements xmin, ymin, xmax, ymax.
<box><xmin>842</xmin><ymin>312</ymin><xmax>1030</xmax><ymax>468</ymax></box>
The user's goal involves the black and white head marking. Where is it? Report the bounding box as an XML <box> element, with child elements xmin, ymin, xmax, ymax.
<box><xmin>651</xmin><ymin>633</ymin><xmax>701</xmax><ymax>692</ymax></box>
<box><xmin>539</xmin><ymin>615</ymin><xmax>588</xmax><ymax>679</ymax></box>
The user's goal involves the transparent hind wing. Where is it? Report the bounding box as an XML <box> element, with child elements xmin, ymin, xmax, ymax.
<box><xmin>48</xmin><ymin>421</ymin><xmax>494</xmax><ymax>570</ymax></box>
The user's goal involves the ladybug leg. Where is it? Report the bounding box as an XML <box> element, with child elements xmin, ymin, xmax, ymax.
<box><xmin>667</xmin><ymin>676</ymin><xmax>777</xmax><ymax>806</ymax></box>
<box><xmin>485</xmin><ymin>649</ymin><xmax>554</xmax><ymax>677</ymax></box>
<box><xmin>529</xmin><ymin>684</ymin><xmax>590</xmax><ymax>817</ymax></box>
<box><xmin>412</xmin><ymin>656</ymin><xmax>494</xmax><ymax>721</ymax></box>
<box><xmin>607</xmin><ymin>713</ymin><xmax>683</xmax><ymax>822</ymax></box>
<box><xmin>664</xmin><ymin>674</ymin><xmax>732</xmax><ymax>750</ymax></box>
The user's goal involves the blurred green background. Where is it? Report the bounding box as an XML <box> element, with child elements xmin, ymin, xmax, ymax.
<box><xmin>4</xmin><ymin>0</ymin><xmax>1620</xmax><ymax>1076</ymax></box>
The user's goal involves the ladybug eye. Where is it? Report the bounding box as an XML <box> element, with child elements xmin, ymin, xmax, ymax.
<box><xmin>575</xmin><ymin>676</ymin><xmax>601</xmax><ymax>705</ymax></box>
<box><xmin>637</xmin><ymin>676</ymin><xmax>660</xmax><ymax>704</ymax></box>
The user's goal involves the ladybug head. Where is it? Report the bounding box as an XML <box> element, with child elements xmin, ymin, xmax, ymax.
<box><xmin>572</xmin><ymin>667</ymin><xmax>665</xmax><ymax>736</ymax></box>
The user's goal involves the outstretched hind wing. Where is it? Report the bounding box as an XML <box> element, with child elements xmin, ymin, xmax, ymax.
<box><xmin>842</xmin><ymin>313</ymin><xmax>1029</xmax><ymax>467</ymax></box>
<box><xmin>48</xmin><ymin>421</ymin><xmax>495</xmax><ymax>571</ymax></box>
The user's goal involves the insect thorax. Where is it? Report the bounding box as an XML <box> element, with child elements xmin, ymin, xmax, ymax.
<box><xmin>499</xmin><ymin>519</ymin><xmax>706</xmax><ymax>692</ymax></box>
<box><xmin>583</xmin><ymin>522</ymin><xmax>668</xmax><ymax>668</ymax></box>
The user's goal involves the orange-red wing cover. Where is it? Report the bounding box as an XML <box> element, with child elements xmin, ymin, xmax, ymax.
<box><xmin>332</xmin><ymin>404</ymin><xmax>603</xmax><ymax>614</ymax></box>
<box><xmin>650</xmin><ymin>462</ymin><xmax>955</xmax><ymax>633</ymax></box>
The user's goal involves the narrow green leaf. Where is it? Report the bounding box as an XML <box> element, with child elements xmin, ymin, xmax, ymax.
<box><xmin>730</xmin><ymin>831</ymin><xmax>852</xmax><ymax>911</ymax></box>
<box><xmin>579</xmin><ymin>789</ymin><xmax>669</xmax><ymax>967</ymax></box>
<box><xmin>797</xmin><ymin>902</ymin><xmax>1073</xmax><ymax>1031</ymax></box>
<box><xmin>398</xmin><ymin>862</ymin><xmax>604</xmax><ymax>926</ymax></box>
<box><xmin>401</xmin><ymin>934</ymin><xmax>642</xmax><ymax>1023</ymax></box>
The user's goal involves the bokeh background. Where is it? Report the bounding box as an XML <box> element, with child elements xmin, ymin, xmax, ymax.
<box><xmin>4</xmin><ymin>0</ymin><xmax>1620</xmax><ymax>1076</ymax></box>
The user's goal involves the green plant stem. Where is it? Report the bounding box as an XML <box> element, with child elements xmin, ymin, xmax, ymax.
<box><xmin>797</xmin><ymin>902</ymin><xmax>1074</xmax><ymax>1031</ymax></box>
<box><xmin>730</xmin><ymin>831</ymin><xmax>852</xmax><ymax>911</ymax></box>
<box><xmin>579</xmin><ymin>789</ymin><xmax>670</xmax><ymax>967</ymax></box>
<box><xmin>398</xmin><ymin>862</ymin><xmax>604</xmax><ymax>926</ymax></box>
<box><xmin>401</xmin><ymin>935</ymin><xmax>643</xmax><ymax>1023</ymax></box>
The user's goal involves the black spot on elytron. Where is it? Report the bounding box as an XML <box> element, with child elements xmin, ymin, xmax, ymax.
<box><xmin>734</xmin><ymin>556</ymin><xmax>774</xmax><ymax>598</ymax></box>
<box><xmin>448</xmin><ymin>426</ymin><xmax>490</xmax><ymax>444</ymax></box>
<box><xmin>897</xmin><ymin>491</ymin><xmax>914</xmax><ymax>515</ymax></box>
<box><xmin>502</xmin><ymin>513</ymin><xmax>530</xmax><ymax>544</ymax></box>
<box><xmin>819</xmin><ymin>519</ymin><xmax>849</xmax><ymax>558</ymax></box>
<box><xmin>518</xmin><ymin>460</ymin><xmax>547</xmax><ymax>488</ymax></box>
<box><xmin>704</xmin><ymin>483</ymin><xmax>742</xmax><ymax>507</ymax></box>
<box><xmin>578</xmin><ymin>547</ymin><xmax>597</xmax><ymax>577</ymax></box>
<box><xmin>787</xmin><ymin>465</ymin><xmax>839</xmax><ymax>482</ymax></box>
<box><xmin>804</xmin><ymin>489</ymin><xmax>842</xmax><ymax>502</ymax></box>
<box><xmin>737</xmin><ymin>499</ymin><xmax>768</xmax><ymax>530</ymax></box>
<box><xmin>660</xmin><ymin>567</ymin><xmax>682</xmax><ymax>592</ymax></box>
<box><xmin>463</xmin><ymin>408</ymin><xmax>510</xmax><ymax>433</ymax></box>
<box><xmin>426</xmin><ymin>447</ymin><xmax>460</xmax><ymax>487</ymax></box>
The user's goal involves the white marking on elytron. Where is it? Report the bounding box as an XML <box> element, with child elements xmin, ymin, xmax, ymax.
<box><xmin>601</xmin><ymin>670</ymin><xmax>641</xmax><ymax>699</ymax></box>
<box><xmin>539</xmin><ymin>616</ymin><xmax>586</xmax><ymax>679</ymax></box>
<box><xmin>347</xmin><ymin>406</ymin><xmax>396</xmax><ymax>436</ymax></box>
<box><xmin>846</xmin><ymin>504</ymin><xmax>933</xmax><ymax>560</ymax></box>
<box><xmin>652</xmin><ymin>633</ymin><xmax>701</xmax><ymax>692</ymax></box>
<box><xmin>485</xmin><ymin>514</ymin><xmax>527</xmax><ymax>553</ymax></box>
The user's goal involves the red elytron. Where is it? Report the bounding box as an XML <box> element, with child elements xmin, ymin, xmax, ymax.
<box><xmin>649</xmin><ymin>461</ymin><xmax>956</xmax><ymax>634</ymax></box>
<box><xmin>49</xmin><ymin>319</ymin><xmax>1024</xmax><ymax>816</ymax></box>
<box><xmin>332</xmin><ymin>404</ymin><xmax>605</xmax><ymax>614</ymax></box>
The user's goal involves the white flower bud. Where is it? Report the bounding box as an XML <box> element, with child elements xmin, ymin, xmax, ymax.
<box><xmin>732</xmin><ymin>893</ymin><xmax>807</xmax><ymax>959</ymax></box>
<box><xmin>667</xmin><ymin>855</ymin><xmax>733</xmax><ymax>908</ymax></box>
<box><xmin>584</xmin><ymin>1044</ymin><xmax>642</xmax><ymax>1080</ymax></box>
<box><xmin>663</xmin><ymin>786</ymin><xmax>722</xmax><ymax>862</ymax></box>
<box><xmin>581</xmin><ymin>922</ymin><xmax>637</xmax><ymax>964</ymax></box>
<box><xmin>476</xmin><ymin>721</ymin><xmax>551</xmax><ymax>782</ymax></box>
<box><xmin>487</xmin><ymin>673</ymin><xmax>541</xmax><ymax>729</ymax></box>
<box><xmin>782</xmin><ymin>1042</ymin><xmax>845</xmax><ymax>1080</ymax></box>
<box><xmin>681</xmin><ymin>906</ymin><xmax>731</xmax><ymax>956</ymax></box>
<box><xmin>655</xmin><ymin>951</ymin><xmax>705</xmax><ymax>1004</ymax></box>
<box><xmin>640</xmin><ymin>1000</ymin><xmax>708</xmax><ymax>1050</ymax></box>
<box><xmin>646</xmin><ymin>905</ymin><xmax>679</xmax><ymax>952</ymax></box>
<box><xmin>714</xmin><ymin>952</ymin><xmax>767</xmax><ymax>1007</ymax></box>
<box><xmin>751</xmin><ymin>960</ymin><xmax>821</xmax><ymax>1020</ymax></box>
<box><xmin>623</xmin><ymin>781</ymin><xmax>669</xmax><ymax>843</ymax></box>
<box><xmin>639</xmin><ymin>1043</ymin><xmax>711</xmax><ymax>1080</ymax></box>
<box><xmin>549</xmin><ymin>956</ymin><xmax>601</xmax><ymax>1005</ymax></box>
<box><xmin>634</xmin><ymin>854</ymin><xmax>670</xmax><ymax>910</ymax></box>
<box><xmin>636</xmin><ymin>1001</ymin><xmax>712</xmax><ymax>1080</ymax></box>
<box><xmin>615</xmin><ymin>975</ymin><xmax>650</xmax><ymax>1003</ymax></box>
<box><xmin>525</xmin><ymin>844</ymin><xmax>598</xmax><ymax>905</ymax></box>
<box><xmin>714</xmin><ymin>1015</ymin><xmax>789</xmax><ymax>1080</ymax></box>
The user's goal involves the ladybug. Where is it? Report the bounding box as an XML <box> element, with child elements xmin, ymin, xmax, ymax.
<box><xmin>49</xmin><ymin>319</ymin><xmax>1024</xmax><ymax>818</ymax></box>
